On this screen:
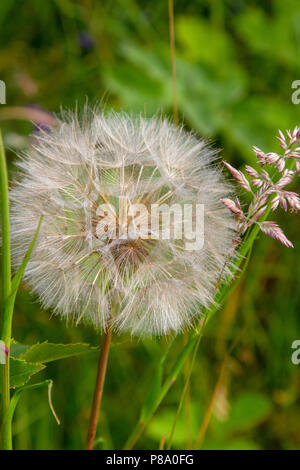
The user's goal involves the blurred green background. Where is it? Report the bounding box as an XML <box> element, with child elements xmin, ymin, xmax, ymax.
<box><xmin>0</xmin><ymin>0</ymin><xmax>300</xmax><ymax>450</ymax></box>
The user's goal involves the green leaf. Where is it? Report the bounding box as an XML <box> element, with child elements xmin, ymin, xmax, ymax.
<box><xmin>10</xmin><ymin>358</ymin><xmax>45</xmax><ymax>388</ymax></box>
<box><xmin>224</xmin><ymin>439</ymin><xmax>260</xmax><ymax>450</ymax></box>
<box><xmin>20</xmin><ymin>341</ymin><xmax>98</xmax><ymax>364</ymax></box>
<box><xmin>225</xmin><ymin>392</ymin><xmax>272</xmax><ymax>432</ymax></box>
<box><xmin>176</xmin><ymin>15</ymin><xmax>235</xmax><ymax>66</ymax></box>
<box><xmin>10</xmin><ymin>341</ymin><xmax>31</xmax><ymax>359</ymax></box>
<box><xmin>203</xmin><ymin>438</ymin><xmax>260</xmax><ymax>450</ymax></box>
<box><xmin>0</xmin><ymin>357</ymin><xmax>45</xmax><ymax>389</ymax></box>
<box><xmin>146</xmin><ymin>407</ymin><xmax>199</xmax><ymax>447</ymax></box>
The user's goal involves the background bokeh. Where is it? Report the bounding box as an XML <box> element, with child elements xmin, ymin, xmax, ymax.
<box><xmin>0</xmin><ymin>0</ymin><xmax>299</xmax><ymax>450</ymax></box>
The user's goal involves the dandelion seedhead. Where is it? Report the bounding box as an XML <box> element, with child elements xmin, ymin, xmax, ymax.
<box><xmin>222</xmin><ymin>127</ymin><xmax>300</xmax><ymax>248</ymax></box>
<box><xmin>10</xmin><ymin>109</ymin><xmax>235</xmax><ymax>335</ymax></box>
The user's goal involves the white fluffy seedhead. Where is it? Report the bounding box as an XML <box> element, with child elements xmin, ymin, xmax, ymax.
<box><xmin>10</xmin><ymin>108</ymin><xmax>236</xmax><ymax>336</ymax></box>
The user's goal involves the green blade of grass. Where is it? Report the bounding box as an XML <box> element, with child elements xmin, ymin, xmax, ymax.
<box><xmin>2</xmin><ymin>216</ymin><xmax>43</xmax><ymax>340</ymax></box>
<box><xmin>0</xmin><ymin>128</ymin><xmax>12</xmax><ymax>446</ymax></box>
<box><xmin>123</xmin><ymin>236</ymin><xmax>256</xmax><ymax>449</ymax></box>
<box><xmin>0</xmin><ymin>129</ymin><xmax>11</xmax><ymax>341</ymax></box>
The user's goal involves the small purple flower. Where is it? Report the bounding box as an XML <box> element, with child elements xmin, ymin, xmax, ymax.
<box><xmin>77</xmin><ymin>32</ymin><xmax>95</xmax><ymax>52</ymax></box>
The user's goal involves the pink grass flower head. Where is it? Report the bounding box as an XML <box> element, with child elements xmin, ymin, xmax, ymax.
<box><xmin>222</xmin><ymin>127</ymin><xmax>300</xmax><ymax>248</ymax></box>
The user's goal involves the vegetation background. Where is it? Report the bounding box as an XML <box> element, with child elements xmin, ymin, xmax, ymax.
<box><xmin>0</xmin><ymin>0</ymin><xmax>299</xmax><ymax>450</ymax></box>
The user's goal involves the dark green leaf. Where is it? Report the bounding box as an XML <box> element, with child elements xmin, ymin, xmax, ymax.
<box><xmin>0</xmin><ymin>357</ymin><xmax>45</xmax><ymax>389</ymax></box>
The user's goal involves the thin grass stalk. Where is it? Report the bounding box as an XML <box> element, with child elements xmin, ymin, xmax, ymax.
<box><xmin>166</xmin><ymin>332</ymin><xmax>203</xmax><ymax>449</ymax></box>
<box><xmin>183</xmin><ymin>332</ymin><xmax>192</xmax><ymax>449</ymax></box>
<box><xmin>124</xmin><ymin>334</ymin><xmax>198</xmax><ymax>450</ymax></box>
<box><xmin>123</xmin><ymin>239</ymin><xmax>254</xmax><ymax>449</ymax></box>
<box><xmin>194</xmin><ymin>327</ymin><xmax>246</xmax><ymax>449</ymax></box>
<box><xmin>0</xmin><ymin>130</ymin><xmax>12</xmax><ymax>449</ymax></box>
<box><xmin>168</xmin><ymin>0</ymin><xmax>178</xmax><ymax>125</ymax></box>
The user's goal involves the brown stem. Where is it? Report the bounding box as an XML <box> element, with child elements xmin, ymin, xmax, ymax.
<box><xmin>86</xmin><ymin>326</ymin><xmax>112</xmax><ymax>450</ymax></box>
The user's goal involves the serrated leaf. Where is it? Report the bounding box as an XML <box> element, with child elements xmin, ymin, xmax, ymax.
<box><xmin>10</xmin><ymin>358</ymin><xmax>45</xmax><ymax>388</ymax></box>
<box><xmin>0</xmin><ymin>357</ymin><xmax>45</xmax><ymax>389</ymax></box>
<box><xmin>10</xmin><ymin>341</ymin><xmax>30</xmax><ymax>359</ymax></box>
<box><xmin>21</xmin><ymin>341</ymin><xmax>98</xmax><ymax>364</ymax></box>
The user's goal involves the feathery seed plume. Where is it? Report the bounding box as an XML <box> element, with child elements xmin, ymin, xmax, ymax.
<box><xmin>9</xmin><ymin>109</ymin><xmax>235</xmax><ymax>335</ymax></box>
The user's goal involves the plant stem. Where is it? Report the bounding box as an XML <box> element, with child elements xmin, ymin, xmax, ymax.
<box><xmin>0</xmin><ymin>131</ymin><xmax>11</xmax><ymax>313</ymax></box>
<box><xmin>0</xmin><ymin>129</ymin><xmax>12</xmax><ymax>449</ymax></box>
<box><xmin>86</xmin><ymin>326</ymin><xmax>112</xmax><ymax>450</ymax></box>
<box><xmin>168</xmin><ymin>0</ymin><xmax>178</xmax><ymax>125</ymax></box>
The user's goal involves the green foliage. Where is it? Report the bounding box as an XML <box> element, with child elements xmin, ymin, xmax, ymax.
<box><xmin>1</xmin><ymin>380</ymin><xmax>59</xmax><ymax>449</ymax></box>
<box><xmin>1</xmin><ymin>357</ymin><xmax>45</xmax><ymax>389</ymax></box>
<box><xmin>19</xmin><ymin>341</ymin><xmax>98</xmax><ymax>364</ymax></box>
<box><xmin>224</xmin><ymin>392</ymin><xmax>272</xmax><ymax>432</ymax></box>
<box><xmin>0</xmin><ymin>341</ymin><xmax>98</xmax><ymax>390</ymax></box>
